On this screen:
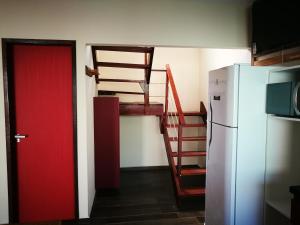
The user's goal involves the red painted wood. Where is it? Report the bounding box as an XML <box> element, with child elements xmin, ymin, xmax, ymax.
<box><xmin>92</xmin><ymin>46</ymin><xmax>154</xmax><ymax>53</ymax></box>
<box><xmin>162</xmin><ymin>129</ymin><xmax>206</xmax><ymax>197</ymax></box>
<box><xmin>180</xmin><ymin>168</ymin><xmax>207</xmax><ymax>176</ymax></box>
<box><xmin>166</xmin><ymin>64</ymin><xmax>185</xmax><ymax>125</ymax></box>
<box><xmin>177</xmin><ymin>125</ymin><xmax>183</xmax><ymax>175</ymax></box>
<box><xmin>167</xmin><ymin>111</ymin><xmax>206</xmax><ymax>116</ymax></box>
<box><xmin>200</xmin><ymin>101</ymin><xmax>207</xmax><ymax>115</ymax></box>
<box><xmin>168</xmin><ymin>136</ymin><xmax>207</xmax><ymax>142</ymax></box>
<box><xmin>164</xmin><ymin>73</ymin><xmax>169</xmax><ymax>128</ymax></box>
<box><xmin>166</xmin><ymin>123</ymin><xmax>206</xmax><ymax>128</ymax></box>
<box><xmin>97</xmin><ymin>78</ymin><xmax>144</xmax><ymax>83</ymax></box>
<box><xmin>119</xmin><ymin>102</ymin><xmax>163</xmax><ymax>116</ymax></box>
<box><xmin>145</xmin><ymin>48</ymin><xmax>154</xmax><ymax>84</ymax></box>
<box><xmin>144</xmin><ymin>52</ymin><xmax>150</xmax><ymax>104</ymax></box>
<box><xmin>94</xmin><ymin>97</ymin><xmax>120</xmax><ymax>189</ymax></box>
<box><xmin>151</xmin><ymin>69</ymin><xmax>167</xmax><ymax>72</ymax></box>
<box><xmin>13</xmin><ymin>45</ymin><xmax>75</xmax><ymax>222</ymax></box>
<box><xmin>97</xmin><ymin>62</ymin><xmax>149</xmax><ymax>69</ymax></box>
<box><xmin>99</xmin><ymin>90</ymin><xmax>144</xmax><ymax>95</ymax></box>
<box><xmin>171</xmin><ymin>151</ymin><xmax>207</xmax><ymax>157</ymax></box>
<box><xmin>163</xmin><ymin>130</ymin><xmax>182</xmax><ymax>197</ymax></box>
<box><xmin>161</xmin><ymin>65</ymin><xmax>207</xmax><ymax>200</ymax></box>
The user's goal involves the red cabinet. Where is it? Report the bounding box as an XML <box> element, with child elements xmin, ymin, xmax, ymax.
<box><xmin>94</xmin><ymin>97</ymin><xmax>120</xmax><ymax>189</ymax></box>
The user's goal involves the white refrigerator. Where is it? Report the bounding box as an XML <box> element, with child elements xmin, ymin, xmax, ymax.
<box><xmin>205</xmin><ymin>64</ymin><xmax>271</xmax><ymax>225</ymax></box>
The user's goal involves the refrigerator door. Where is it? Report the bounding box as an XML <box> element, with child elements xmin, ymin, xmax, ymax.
<box><xmin>206</xmin><ymin>123</ymin><xmax>237</xmax><ymax>225</ymax></box>
<box><xmin>208</xmin><ymin>65</ymin><xmax>239</xmax><ymax>127</ymax></box>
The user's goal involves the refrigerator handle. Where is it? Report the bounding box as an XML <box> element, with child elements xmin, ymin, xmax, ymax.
<box><xmin>208</xmin><ymin>98</ymin><xmax>213</xmax><ymax>158</ymax></box>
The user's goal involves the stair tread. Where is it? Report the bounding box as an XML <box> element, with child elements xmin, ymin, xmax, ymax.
<box><xmin>182</xmin><ymin>136</ymin><xmax>206</xmax><ymax>141</ymax></box>
<box><xmin>166</xmin><ymin>123</ymin><xmax>206</xmax><ymax>128</ymax></box>
<box><xmin>119</xmin><ymin>102</ymin><xmax>164</xmax><ymax>116</ymax></box>
<box><xmin>168</xmin><ymin>111</ymin><xmax>206</xmax><ymax>116</ymax></box>
<box><xmin>171</xmin><ymin>151</ymin><xmax>206</xmax><ymax>157</ymax></box>
<box><xmin>120</xmin><ymin>101</ymin><xmax>163</xmax><ymax>105</ymax></box>
<box><xmin>97</xmin><ymin>78</ymin><xmax>144</xmax><ymax>83</ymax></box>
<box><xmin>180</xmin><ymin>168</ymin><xmax>207</xmax><ymax>176</ymax></box>
<box><xmin>96</xmin><ymin>62</ymin><xmax>150</xmax><ymax>69</ymax></box>
<box><xmin>99</xmin><ymin>90</ymin><xmax>144</xmax><ymax>95</ymax></box>
<box><xmin>179</xmin><ymin>187</ymin><xmax>206</xmax><ymax>196</ymax></box>
<box><xmin>92</xmin><ymin>46</ymin><xmax>154</xmax><ymax>53</ymax></box>
<box><xmin>168</xmin><ymin>136</ymin><xmax>206</xmax><ymax>141</ymax></box>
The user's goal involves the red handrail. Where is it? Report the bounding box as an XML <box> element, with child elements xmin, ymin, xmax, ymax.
<box><xmin>165</xmin><ymin>64</ymin><xmax>185</xmax><ymax>177</ymax></box>
<box><xmin>165</xmin><ymin>64</ymin><xmax>185</xmax><ymax>125</ymax></box>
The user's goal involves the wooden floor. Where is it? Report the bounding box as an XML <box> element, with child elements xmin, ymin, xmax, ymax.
<box><xmin>64</xmin><ymin>167</ymin><xmax>205</xmax><ymax>225</ymax></box>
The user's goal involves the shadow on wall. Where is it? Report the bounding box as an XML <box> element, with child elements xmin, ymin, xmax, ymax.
<box><xmin>120</xmin><ymin>116</ymin><xmax>167</xmax><ymax>168</ymax></box>
<box><xmin>265</xmin><ymin>118</ymin><xmax>300</xmax><ymax>225</ymax></box>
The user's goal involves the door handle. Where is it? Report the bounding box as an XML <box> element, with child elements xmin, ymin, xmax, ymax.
<box><xmin>209</xmin><ymin>98</ymin><xmax>213</xmax><ymax>148</ymax></box>
<box><xmin>208</xmin><ymin>98</ymin><xmax>213</xmax><ymax>160</ymax></box>
<box><xmin>14</xmin><ymin>134</ymin><xmax>28</xmax><ymax>143</ymax></box>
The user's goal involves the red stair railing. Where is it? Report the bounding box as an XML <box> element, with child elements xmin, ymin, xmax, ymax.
<box><xmin>154</xmin><ymin>64</ymin><xmax>207</xmax><ymax>198</ymax></box>
<box><xmin>164</xmin><ymin>64</ymin><xmax>185</xmax><ymax>180</ymax></box>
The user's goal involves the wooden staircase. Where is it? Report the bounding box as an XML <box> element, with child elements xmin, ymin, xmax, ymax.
<box><xmin>86</xmin><ymin>46</ymin><xmax>207</xmax><ymax>201</ymax></box>
<box><xmin>160</xmin><ymin>65</ymin><xmax>207</xmax><ymax>199</ymax></box>
<box><xmin>86</xmin><ymin>45</ymin><xmax>163</xmax><ymax>116</ymax></box>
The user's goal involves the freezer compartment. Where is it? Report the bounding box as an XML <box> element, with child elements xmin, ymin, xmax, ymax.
<box><xmin>205</xmin><ymin>123</ymin><xmax>237</xmax><ymax>225</ymax></box>
<box><xmin>208</xmin><ymin>65</ymin><xmax>239</xmax><ymax>127</ymax></box>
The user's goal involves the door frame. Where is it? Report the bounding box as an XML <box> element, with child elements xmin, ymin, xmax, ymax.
<box><xmin>2</xmin><ymin>38</ymin><xmax>79</xmax><ymax>223</ymax></box>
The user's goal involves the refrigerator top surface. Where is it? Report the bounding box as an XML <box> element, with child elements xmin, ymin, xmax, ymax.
<box><xmin>208</xmin><ymin>64</ymin><xmax>239</xmax><ymax>127</ymax></box>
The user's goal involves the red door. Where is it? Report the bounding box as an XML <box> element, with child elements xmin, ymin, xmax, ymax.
<box><xmin>12</xmin><ymin>45</ymin><xmax>76</xmax><ymax>222</ymax></box>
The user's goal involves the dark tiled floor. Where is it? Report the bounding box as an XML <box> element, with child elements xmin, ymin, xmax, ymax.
<box><xmin>64</xmin><ymin>168</ymin><xmax>205</xmax><ymax>225</ymax></box>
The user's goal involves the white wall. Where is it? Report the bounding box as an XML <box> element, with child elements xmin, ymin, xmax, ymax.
<box><xmin>0</xmin><ymin>0</ymin><xmax>250</xmax><ymax>222</ymax></box>
<box><xmin>112</xmin><ymin>48</ymin><xmax>251</xmax><ymax>168</ymax></box>
<box><xmin>153</xmin><ymin>48</ymin><xmax>203</xmax><ymax>111</ymax></box>
<box><xmin>120</xmin><ymin>117</ymin><xmax>167</xmax><ymax>167</ymax></box>
<box><xmin>0</xmin><ymin>41</ymin><xmax>9</xmax><ymax>225</ymax></box>
<box><xmin>198</xmin><ymin>48</ymin><xmax>251</xmax><ymax>106</ymax></box>
<box><xmin>265</xmin><ymin>117</ymin><xmax>300</xmax><ymax>220</ymax></box>
<box><xmin>0</xmin><ymin>0</ymin><xmax>250</xmax><ymax>48</ymax></box>
<box><xmin>85</xmin><ymin>46</ymin><xmax>97</xmax><ymax>215</ymax></box>
<box><xmin>153</xmin><ymin>48</ymin><xmax>252</xmax><ymax>110</ymax></box>
<box><xmin>100</xmin><ymin>48</ymin><xmax>205</xmax><ymax>167</ymax></box>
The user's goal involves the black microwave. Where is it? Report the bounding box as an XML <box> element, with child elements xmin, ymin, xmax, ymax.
<box><xmin>266</xmin><ymin>82</ymin><xmax>300</xmax><ymax>117</ymax></box>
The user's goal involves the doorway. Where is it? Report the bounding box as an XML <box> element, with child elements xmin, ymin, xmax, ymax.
<box><xmin>2</xmin><ymin>39</ymin><xmax>78</xmax><ymax>223</ymax></box>
<box><xmin>87</xmin><ymin>45</ymin><xmax>251</xmax><ymax>224</ymax></box>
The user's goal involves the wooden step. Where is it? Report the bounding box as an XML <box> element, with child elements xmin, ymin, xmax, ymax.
<box><xmin>166</xmin><ymin>123</ymin><xmax>206</xmax><ymax>128</ymax></box>
<box><xmin>96</xmin><ymin>62</ymin><xmax>150</xmax><ymax>69</ymax></box>
<box><xmin>120</xmin><ymin>102</ymin><xmax>163</xmax><ymax>116</ymax></box>
<box><xmin>97</xmin><ymin>78</ymin><xmax>144</xmax><ymax>83</ymax></box>
<box><xmin>168</xmin><ymin>136</ymin><xmax>206</xmax><ymax>142</ymax></box>
<box><xmin>179</xmin><ymin>187</ymin><xmax>206</xmax><ymax>197</ymax></box>
<box><xmin>92</xmin><ymin>46</ymin><xmax>154</xmax><ymax>53</ymax></box>
<box><xmin>168</xmin><ymin>111</ymin><xmax>206</xmax><ymax>117</ymax></box>
<box><xmin>171</xmin><ymin>151</ymin><xmax>206</xmax><ymax>157</ymax></box>
<box><xmin>98</xmin><ymin>90</ymin><xmax>144</xmax><ymax>95</ymax></box>
<box><xmin>180</xmin><ymin>168</ymin><xmax>207</xmax><ymax>176</ymax></box>
<box><xmin>151</xmin><ymin>69</ymin><xmax>167</xmax><ymax>72</ymax></box>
